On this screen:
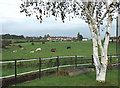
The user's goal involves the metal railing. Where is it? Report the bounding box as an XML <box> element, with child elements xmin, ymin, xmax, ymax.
<box><xmin>1</xmin><ymin>55</ymin><xmax>120</xmax><ymax>85</ymax></box>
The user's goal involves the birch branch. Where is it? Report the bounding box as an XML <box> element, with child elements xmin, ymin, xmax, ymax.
<box><xmin>95</xmin><ymin>25</ymin><xmax>104</xmax><ymax>56</ymax></box>
<box><xmin>98</xmin><ymin>10</ymin><xmax>108</xmax><ymax>24</ymax></box>
<box><xmin>99</xmin><ymin>0</ymin><xmax>116</xmax><ymax>24</ymax></box>
<box><xmin>91</xmin><ymin>2</ymin><xmax>97</xmax><ymax>16</ymax></box>
<box><xmin>74</xmin><ymin>0</ymin><xmax>93</xmax><ymax>21</ymax></box>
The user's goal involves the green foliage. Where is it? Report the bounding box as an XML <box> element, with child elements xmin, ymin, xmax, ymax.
<box><xmin>2</xmin><ymin>34</ymin><xmax>24</xmax><ymax>39</ymax></box>
<box><xmin>72</xmin><ymin>37</ymin><xmax>77</xmax><ymax>41</ymax></box>
<box><xmin>31</xmin><ymin>42</ymin><xmax>34</xmax><ymax>45</ymax></box>
<box><xmin>43</xmin><ymin>34</ymin><xmax>50</xmax><ymax>39</ymax></box>
<box><xmin>77</xmin><ymin>32</ymin><xmax>83</xmax><ymax>41</ymax></box>
<box><xmin>2</xmin><ymin>40</ymin><xmax>11</xmax><ymax>48</ymax></box>
<box><xmin>20</xmin><ymin>1</ymin><xmax>119</xmax><ymax>24</ymax></box>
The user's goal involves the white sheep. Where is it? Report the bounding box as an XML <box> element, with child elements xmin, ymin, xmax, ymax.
<box><xmin>35</xmin><ymin>48</ymin><xmax>41</xmax><ymax>51</ymax></box>
<box><xmin>30</xmin><ymin>51</ymin><xmax>34</xmax><ymax>53</ymax></box>
<box><xmin>13</xmin><ymin>50</ymin><xmax>17</xmax><ymax>53</ymax></box>
<box><xmin>21</xmin><ymin>48</ymin><xmax>26</xmax><ymax>50</ymax></box>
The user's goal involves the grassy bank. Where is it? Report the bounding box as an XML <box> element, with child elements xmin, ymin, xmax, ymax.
<box><xmin>16</xmin><ymin>69</ymin><xmax>119</xmax><ymax>86</ymax></box>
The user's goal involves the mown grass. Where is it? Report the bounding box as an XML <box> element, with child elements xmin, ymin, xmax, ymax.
<box><xmin>16</xmin><ymin>69</ymin><xmax>119</xmax><ymax>86</ymax></box>
<box><xmin>2</xmin><ymin>41</ymin><xmax>116</xmax><ymax>60</ymax></box>
<box><xmin>2</xmin><ymin>40</ymin><xmax>119</xmax><ymax>87</ymax></box>
<box><xmin>1</xmin><ymin>40</ymin><xmax>117</xmax><ymax>76</ymax></box>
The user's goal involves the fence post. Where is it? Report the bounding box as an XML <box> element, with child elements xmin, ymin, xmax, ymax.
<box><xmin>109</xmin><ymin>55</ymin><xmax>112</xmax><ymax>70</ymax></box>
<box><xmin>15</xmin><ymin>59</ymin><xmax>17</xmax><ymax>85</ymax></box>
<box><xmin>70</xmin><ymin>57</ymin><xmax>73</xmax><ymax>65</ymax></box>
<box><xmin>39</xmin><ymin>57</ymin><xmax>41</xmax><ymax>79</ymax></box>
<box><xmin>92</xmin><ymin>55</ymin><xmax>94</xmax><ymax>65</ymax></box>
<box><xmin>110</xmin><ymin>55</ymin><xmax>112</xmax><ymax>63</ymax></box>
<box><xmin>75</xmin><ymin>56</ymin><xmax>77</xmax><ymax>67</ymax></box>
<box><xmin>56</xmin><ymin>56</ymin><xmax>59</xmax><ymax>72</ymax></box>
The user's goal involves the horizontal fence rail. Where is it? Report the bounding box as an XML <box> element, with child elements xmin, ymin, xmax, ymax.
<box><xmin>1</xmin><ymin>56</ymin><xmax>92</xmax><ymax>63</ymax></box>
<box><xmin>1</xmin><ymin>55</ymin><xmax>120</xmax><ymax>64</ymax></box>
<box><xmin>0</xmin><ymin>63</ymin><xmax>92</xmax><ymax>79</ymax></box>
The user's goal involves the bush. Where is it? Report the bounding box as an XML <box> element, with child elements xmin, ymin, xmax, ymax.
<box><xmin>14</xmin><ymin>41</ymin><xmax>28</xmax><ymax>43</ymax></box>
<box><xmin>31</xmin><ymin>42</ymin><xmax>34</xmax><ymax>45</ymax></box>
<box><xmin>2</xmin><ymin>40</ymin><xmax>11</xmax><ymax>48</ymax></box>
<box><xmin>42</xmin><ymin>41</ymin><xmax>45</xmax><ymax>44</ymax></box>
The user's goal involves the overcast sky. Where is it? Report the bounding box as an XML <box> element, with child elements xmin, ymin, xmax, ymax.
<box><xmin>0</xmin><ymin>0</ymin><xmax>117</xmax><ymax>39</ymax></box>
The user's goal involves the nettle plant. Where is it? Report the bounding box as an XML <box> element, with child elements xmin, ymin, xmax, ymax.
<box><xmin>20</xmin><ymin>0</ymin><xmax>119</xmax><ymax>82</ymax></box>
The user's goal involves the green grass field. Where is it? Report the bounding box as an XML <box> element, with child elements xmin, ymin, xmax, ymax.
<box><xmin>2</xmin><ymin>41</ymin><xmax>116</xmax><ymax>60</ymax></box>
<box><xmin>1</xmin><ymin>40</ymin><xmax>117</xmax><ymax>77</ymax></box>
<box><xmin>1</xmin><ymin>40</ymin><xmax>119</xmax><ymax>87</ymax></box>
<box><xmin>16</xmin><ymin>69</ymin><xmax>119</xmax><ymax>86</ymax></box>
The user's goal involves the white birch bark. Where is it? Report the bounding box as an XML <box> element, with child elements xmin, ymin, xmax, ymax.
<box><xmin>77</xmin><ymin>0</ymin><xmax>114</xmax><ymax>82</ymax></box>
<box><xmin>89</xmin><ymin>15</ymin><xmax>112</xmax><ymax>82</ymax></box>
<box><xmin>89</xmin><ymin>23</ymin><xmax>102</xmax><ymax>81</ymax></box>
<box><xmin>93</xmin><ymin>23</ymin><xmax>107</xmax><ymax>82</ymax></box>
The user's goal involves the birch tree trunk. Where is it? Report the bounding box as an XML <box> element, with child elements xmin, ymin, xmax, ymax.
<box><xmin>89</xmin><ymin>13</ymin><xmax>112</xmax><ymax>82</ymax></box>
<box><xmin>89</xmin><ymin>23</ymin><xmax>102</xmax><ymax>81</ymax></box>
<box><xmin>99</xmin><ymin>13</ymin><xmax>112</xmax><ymax>82</ymax></box>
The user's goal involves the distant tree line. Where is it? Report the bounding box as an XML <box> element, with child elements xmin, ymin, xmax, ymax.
<box><xmin>1</xmin><ymin>33</ymin><xmax>84</xmax><ymax>48</ymax></box>
<box><xmin>2</xmin><ymin>33</ymin><xmax>83</xmax><ymax>41</ymax></box>
<box><xmin>77</xmin><ymin>32</ymin><xmax>83</xmax><ymax>41</ymax></box>
<box><xmin>2</xmin><ymin>34</ymin><xmax>25</xmax><ymax>39</ymax></box>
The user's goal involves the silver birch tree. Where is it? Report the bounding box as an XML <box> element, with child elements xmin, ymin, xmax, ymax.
<box><xmin>20</xmin><ymin>0</ymin><xmax>119</xmax><ymax>82</ymax></box>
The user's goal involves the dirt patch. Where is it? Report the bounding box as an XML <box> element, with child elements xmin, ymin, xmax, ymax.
<box><xmin>57</xmin><ymin>67</ymin><xmax>94</xmax><ymax>76</ymax></box>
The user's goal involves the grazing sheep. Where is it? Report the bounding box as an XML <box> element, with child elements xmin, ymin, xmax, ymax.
<box><xmin>36</xmin><ymin>48</ymin><xmax>41</xmax><ymax>51</ymax></box>
<box><xmin>13</xmin><ymin>50</ymin><xmax>17</xmax><ymax>53</ymax></box>
<box><xmin>67</xmin><ymin>46</ymin><xmax>71</xmax><ymax>49</ymax></box>
<box><xmin>21</xmin><ymin>48</ymin><xmax>26</xmax><ymax>50</ymax></box>
<box><xmin>51</xmin><ymin>48</ymin><xmax>56</xmax><ymax>52</ymax></box>
<box><xmin>30</xmin><ymin>51</ymin><xmax>34</xmax><ymax>53</ymax></box>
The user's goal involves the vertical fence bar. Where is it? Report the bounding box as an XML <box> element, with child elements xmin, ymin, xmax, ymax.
<box><xmin>110</xmin><ymin>55</ymin><xmax>112</xmax><ymax>64</ymax></box>
<box><xmin>56</xmin><ymin>56</ymin><xmax>59</xmax><ymax>72</ymax></box>
<box><xmin>15</xmin><ymin>59</ymin><xmax>17</xmax><ymax>85</ymax></box>
<box><xmin>70</xmin><ymin>57</ymin><xmax>72</xmax><ymax>65</ymax></box>
<box><xmin>81</xmin><ymin>57</ymin><xmax>82</xmax><ymax>64</ymax></box>
<box><xmin>109</xmin><ymin>55</ymin><xmax>112</xmax><ymax>70</ymax></box>
<box><xmin>75</xmin><ymin>56</ymin><xmax>77</xmax><ymax>67</ymax></box>
<box><xmin>92</xmin><ymin>55</ymin><xmax>94</xmax><ymax>65</ymax></box>
<box><xmin>39</xmin><ymin>57</ymin><xmax>41</xmax><ymax>79</ymax></box>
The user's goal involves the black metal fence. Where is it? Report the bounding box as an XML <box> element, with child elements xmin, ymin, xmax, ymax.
<box><xmin>1</xmin><ymin>55</ymin><xmax>120</xmax><ymax>86</ymax></box>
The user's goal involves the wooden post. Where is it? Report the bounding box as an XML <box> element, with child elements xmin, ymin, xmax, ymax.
<box><xmin>92</xmin><ymin>55</ymin><xmax>94</xmax><ymax>65</ymax></box>
<box><xmin>39</xmin><ymin>57</ymin><xmax>41</xmax><ymax>79</ymax></box>
<box><xmin>56</xmin><ymin>56</ymin><xmax>59</xmax><ymax>72</ymax></box>
<box><xmin>75</xmin><ymin>56</ymin><xmax>77</xmax><ymax>67</ymax></box>
<box><xmin>15</xmin><ymin>59</ymin><xmax>17</xmax><ymax>85</ymax></box>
